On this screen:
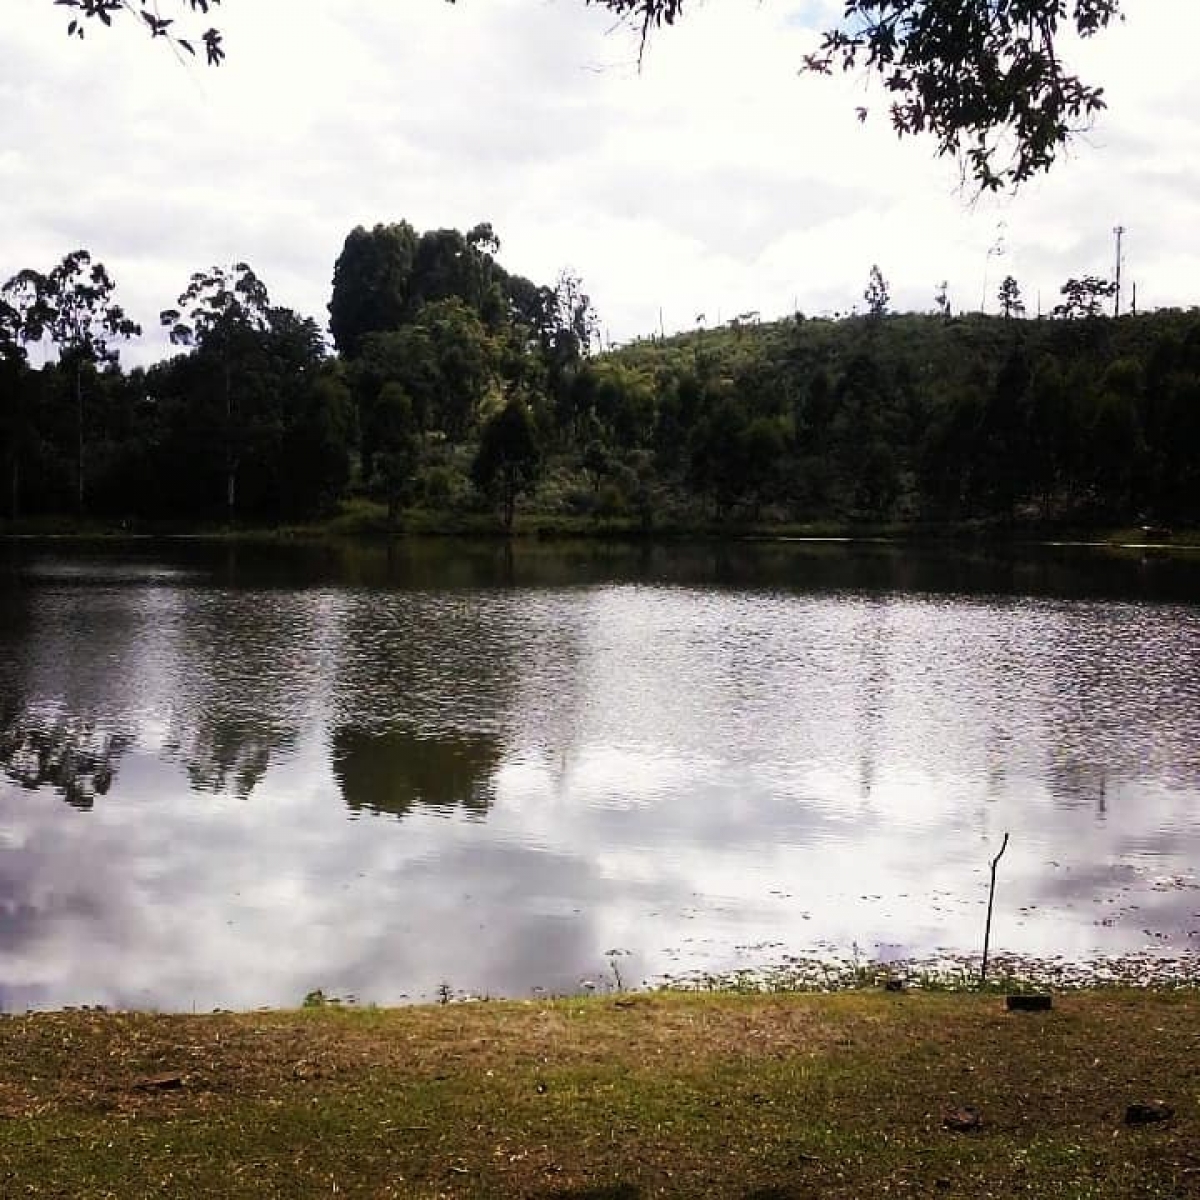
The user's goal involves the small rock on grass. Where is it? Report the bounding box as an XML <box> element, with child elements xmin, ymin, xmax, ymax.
<box><xmin>1005</xmin><ymin>994</ymin><xmax>1052</xmax><ymax>1012</ymax></box>
<box><xmin>1125</xmin><ymin>1101</ymin><xmax>1173</xmax><ymax>1125</ymax></box>
<box><xmin>132</xmin><ymin>1074</ymin><xmax>183</xmax><ymax>1092</ymax></box>
<box><xmin>942</xmin><ymin>1105</ymin><xmax>982</xmax><ymax>1132</ymax></box>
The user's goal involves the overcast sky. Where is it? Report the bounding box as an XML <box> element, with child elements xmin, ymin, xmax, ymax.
<box><xmin>2</xmin><ymin>0</ymin><xmax>1198</xmax><ymax>365</ymax></box>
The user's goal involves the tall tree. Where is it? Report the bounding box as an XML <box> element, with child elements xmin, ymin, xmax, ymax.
<box><xmin>160</xmin><ymin>262</ymin><xmax>270</xmax><ymax>520</ymax></box>
<box><xmin>0</xmin><ymin>300</ymin><xmax>28</xmax><ymax>519</ymax></box>
<box><xmin>864</xmin><ymin>265</ymin><xmax>890</xmax><ymax>320</ymax></box>
<box><xmin>0</xmin><ymin>272</ymin><xmax>54</xmax><ymax>520</ymax></box>
<box><xmin>1053</xmin><ymin>275</ymin><xmax>1117</xmax><ymax>320</ymax></box>
<box><xmin>40</xmin><ymin>251</ymin><xmax>141</xmax><ymax>514</ymax></box>
<box><xmin>934</xmin><ymin>281</ymin><xmax>951</xmax><ymax>321</ymax></box>
<box><xmin>471</xmin><ymin>398</ymin><xmax>541</xmax><ymax>530</ymax></box>
<box><xmin>328</xmin><ymin>223</ymin><xmax>418</xmax><ymax>358</ymax></box>
<box><xmin>998</xmin><ymin>275</ymin><xmax>1026</xmax><ymax>319</ymax></box>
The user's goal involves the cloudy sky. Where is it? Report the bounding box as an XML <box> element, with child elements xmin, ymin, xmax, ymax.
<box><xmin>2</xmin><ymin>0</ymin><xmax>1198</xmax><ymax>364</ymax></box>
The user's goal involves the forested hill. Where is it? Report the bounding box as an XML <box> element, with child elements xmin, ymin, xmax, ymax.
<box><xmin>597</xmin><ymin>307</ymin><xmax>1200</xmax><ymax>529</ymax></box>
<box><xmin>3</xmin><ymin>225</ymin><xmax>1199</xmax><ymax>533</ymax></box>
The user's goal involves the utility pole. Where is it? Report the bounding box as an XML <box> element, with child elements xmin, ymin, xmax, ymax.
<box><xmin>1113</xmin><ymin>225</ymin><xmax>1125</xmax><ymax>317</ymax></box>
<box><xmin>1132</xmin><ymin>281</ymin><xmax>1138</xmax><ymax>316</ymax></box>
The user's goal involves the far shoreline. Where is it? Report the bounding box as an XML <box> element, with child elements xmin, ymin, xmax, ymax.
<box><xmin>2</xmin><ymin>506</ymin><xmax>1199</xmax><ymax>552</ymax></box>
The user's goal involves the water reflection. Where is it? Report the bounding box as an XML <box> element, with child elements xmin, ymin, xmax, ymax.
<box><xmin>333</xmin><ymin>725</ymin><xmax>498</xmax><ymax>819</ymax></box>
<box><xmin>1</xmin><ymin>538</ymin><xmax>1200</xmax><ymax>1010</ymax></box>
<box><xmin>0</xmin><ymin>703</ymin><xmax>129</xmax><ymax>810</ymax></box>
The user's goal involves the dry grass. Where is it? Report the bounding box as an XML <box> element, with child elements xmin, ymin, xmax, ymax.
<box><xmin>2</xmin><ymin>990</ymin><xmax>1197</xmax><ymax>1198</ymax></box>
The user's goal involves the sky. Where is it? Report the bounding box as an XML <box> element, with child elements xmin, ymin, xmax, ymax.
<box><xmin>2</xmin><ymin>0</ymin><xmax>1199</xmax><ymax>366</ymax></box>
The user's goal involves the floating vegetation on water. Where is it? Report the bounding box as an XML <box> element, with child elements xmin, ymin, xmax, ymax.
<box><xmin>656</xmin><ymin>950</ymin><xmax>1200</xmax><ymax>995</ymax></box>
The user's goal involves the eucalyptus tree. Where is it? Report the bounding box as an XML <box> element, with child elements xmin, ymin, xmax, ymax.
<box><xmin>864</xmin><ymin>265</ymin><xmax>890</xmax><ymax>320</ymax></box>
<box><xmin>0</xmin><ymin>271</ymin><xmax>52</xmax><ymax>519</ymax></box>
<box><xmin>0</xmin><ymin>299</ymin><xmax>27</xmax><ymax>519</ymax></box>
<box><xmin>998</xmin><ymin>275</ymin><xmax>1026</xmax><ymax>319</ymax></box>
<box><xmin>36</xmin><ymin>251</ymin><xmax>141</xmax><ymax>514</ymax></box>
<box><xmin>1053</xmin><ymin>275</ymin><xmax>1117</xmax><ymax>320</ymax></box>
<box><xmin>471</xmin><ymin>398</ymin><xmax>541</xmax><ymax>530</ymax></box>
<box><xmin>0</xmin><ymin>269</ymin><xmax>53</xmax><ymax>350</ymax></box>
<box><xmin>160</xmin><ymin>262</ymin><xmax>271</xmax><ymax>520</ymax></box>
<box><xmin>329</xmin><ymin>222</ymin><xmax>418</xmax><ymax>358</ymax></box>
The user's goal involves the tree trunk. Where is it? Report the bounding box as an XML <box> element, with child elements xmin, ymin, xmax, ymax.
<box><xmin>9</xmin><ymin>455</ymin><xmax>17</xmax><ymax>522</ymax></box>
<box><xmin>76</xmin><ymin>363</ymin><xmax>85</xmax><ymax>517</ymax></box>
<box><xmin>502</xmin><ymin>468</ymin><xmax>515</xmax><ymax>531</ymax></box>
<box><xmin>223</xmin><ymin>357</ymin><xmax>236</xmax><ymax>525</ymax></box>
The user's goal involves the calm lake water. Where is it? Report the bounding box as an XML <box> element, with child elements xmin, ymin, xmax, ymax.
<box><xmin>2</xmin><ymin>537</ymin><xmax>1200</xmax><ymax>1010</ymax></box>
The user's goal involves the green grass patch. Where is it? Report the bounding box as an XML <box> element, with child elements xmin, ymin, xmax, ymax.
<box><xmin>2</xmin><ymin>991</ymin><xmax>1198</xmax><ymax>1197</ymax></box>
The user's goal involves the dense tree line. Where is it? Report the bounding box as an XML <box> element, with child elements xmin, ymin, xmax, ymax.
<box><xmin>3</xmin><ymin>229</ymin><xmax>1200</xmax><ymax>532</ymax></box>
<box><xmin>610</xmin><ymin>300</ymin><xmax>1200</xmax><ymax>529</ymax></box>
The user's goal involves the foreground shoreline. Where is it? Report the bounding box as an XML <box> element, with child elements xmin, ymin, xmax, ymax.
<box><xmin>3</xmin><ymin>989</ymin><xmax>1196</xmax><ymax>1198</ymax></box>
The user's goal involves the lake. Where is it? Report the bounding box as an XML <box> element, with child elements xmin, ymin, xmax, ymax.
<box><xmin>2</xmin><ymin>536</ymin><xmax>1200</xmax><ymax>1011</ymax></box>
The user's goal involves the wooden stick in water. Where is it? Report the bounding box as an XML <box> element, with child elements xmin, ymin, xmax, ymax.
<box><xmin>981</xmin><ymin>831</ymin><xmax>1010</xmax><ymax>985</ymax></box>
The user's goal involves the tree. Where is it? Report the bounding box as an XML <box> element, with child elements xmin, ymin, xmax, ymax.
<box><xmin>160</xmin><ymin>262</ymin><xmax>271</xmax><ymax>519</ymax></box>
<box><xmin>53</xmin><ymin>2</ymin><xmax>1120</xmax><ymax>190</ymax></box>
<box><xmin>471</xmin><ymin>398</ymin><xmax>541</xmax><ymax>530</ymax></box>
<box><xmin>997</xmin><ymin>275</ymin><xmax>1026</xmax><ymax>319</ymax></box>
<box><xmin>328</xmin><ymin>223</ymin><xmax>418</xmax><ymax>359</ymax></box>
<box><xmin>0</xmin><ymin>300</ymin><xmax>28</xmax><ymax>519</ymax></box>
<box><xmin>1053</xmin><ymin>275</ymin><xmax>1116</xmax><ymax>320</ymax></box>
<box><xmin>416</xmin><ymin>299</ymin><xmax>492</xmax><ymax>440</ymax></box>
<box><xmin>601</xmin><ymin>0</ymin><xmax>1120</xmax><ymax>190</ymax></box>
<box><xmin>864</xmin><ymin>265</ymin><xmax>890</xmax><ymax>320</ymax></box>
<box><xmin>934</xmin><ymin>281</ymin><xmax>951</xmax><ymax>321</ymax></box>
<box><xmin>370</xmin><ymin>382</ymin><xmax>422</xmax><ymax>519</ymax></box>
<box><xmin>0</xmin><ymin>272</ymin><xmax>54</xmax><ymax>520</ymax></box>
<box><xmin>280</xmin><ymin>370</ymin><xmax>356</xmax><ymax>519</ymax></box>
<box><xmin>38</xmin><ymin>251</ymin><xmax>141</xmax><ymax>514</ymax></box>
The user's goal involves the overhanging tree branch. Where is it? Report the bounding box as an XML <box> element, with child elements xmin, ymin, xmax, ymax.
<box><xmin>48</xmin><ymin>0</ymin><xmax>1124</xmax><ymax>190</ymax></box>
<box><xmin>53</xmin><ymin>0</ymin><xmax>224</xmax><ymax>64</ymax></box>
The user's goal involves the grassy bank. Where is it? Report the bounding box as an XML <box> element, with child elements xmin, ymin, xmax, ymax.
<box><xmin>3</xmin><ymin>990</ymin><xmax>1197</xmax><ymax>1198</ymax></box>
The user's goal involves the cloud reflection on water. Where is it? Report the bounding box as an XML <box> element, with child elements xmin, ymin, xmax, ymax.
<box><xmin>1</xmin><ymin>540</ymin><xmax>1199</xmax><ymax>1010</ymax></box>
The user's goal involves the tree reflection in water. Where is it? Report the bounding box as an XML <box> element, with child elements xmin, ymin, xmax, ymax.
<box><xmin>331</xmin><ymin>724</ymin><xmax>499</xmax><ymax>820</ymax></box>
<box><xmin>170</xmin><ymin>717</ymin><xmax>298</xmax><ymax>800</ymax></box>
<box><xmin>0</xmin><ymin>700</ymin><xmax>130</xmax><ymax>811</ymax></box>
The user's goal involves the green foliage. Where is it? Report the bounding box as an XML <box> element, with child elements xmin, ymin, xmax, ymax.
<box><xmin>864</xmin><ymin>264</ymin><xmax>890</xmax><ymax>319</ymax></box>
<box><xmin>597</xmin><ymin>0</ymin><xmax>1119</xmax><ymax>190</ymax></box>
<box><xmin>998</xmin><ymin>274</ymin><xmax>1025</xmax><ymax>319</ymax></box>
<box><xmin>1055</xmin><ymin>275</ymin><xmax>1118</xmax><ymax>320</ymax></box>
<box><xmin>9</xmin><ymin>224</ymin><xmax>1200</xmax><ymax>536</ymax></box>
<box><xmin>3</xmin><ymin>251</ymin><xmax>141</xmax><ymax>515</ymax></box>
<box><xmin>472</xmin><ymin>398</ymin><xmax>541</xmax><ymax>530</ymax></box>
<box><xmin>369</xmin><ymin>381</ymin><xmax>421</xmax><ymax>518</ymax></box>
<box><xmin>801</xmin><ymin>0</ymin><xmax>1120</xmax><ymax>190</ymax></box>
<box><xmin>328</xmin><ymin>223</ymin><xmax>418</xmax><ymax>358</ymax></box>
<box><xmin>281</xmin><ymin>370</ymin><xmax>356</xmax><ymax>518</ymax></box>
